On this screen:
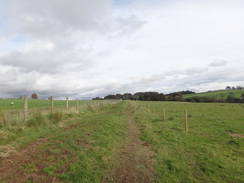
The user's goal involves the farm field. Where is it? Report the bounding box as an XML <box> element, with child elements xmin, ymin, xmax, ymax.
<box><xmin>0</xmin><ymin>101</ymin><xmax>243</xmax><ymax>182</ymax></box>
<box><xmin>0</xmin><ymin>99</ymin><xmax>107</xmax><ymax>127</ymax></box>
<box><xmin>183</xmin><ymin>89</ymin><xmax>244</xmax><ymax>99</ymax></box>
<box><xmin>0</xmin><ymin>99</ymin><xmax>82</xmax><ymax>112</ymax></box>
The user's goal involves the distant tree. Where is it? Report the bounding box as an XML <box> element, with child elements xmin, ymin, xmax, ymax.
<box><xmin>158</xmin><ymin>93</ymin><xmax>166</xmax><ymax>101</ymax></box>
<box><xmin>180</xmin><ymin>90</ymin><xmax>195</xmax><ymax>94</ymax></box>
<box><xmin>31</xmin><ymin>93</ymin><xmax>38</xmax><ymax>99</ymax></box>
<box><xmin>92</xmin><ymin>97</ymin><xmax>103</xmax><ymax>100</ymax></box>
<box><xmin>226</xmin><ymin>95</ymin><xmax>235</xmax><ymax>103</ymax></box>
<box><xmin>115</xmin><ymin>94</ymin><xmax>123</xmax><ymax>99</ymax></box>
<box><xmin>226</xmin><ymin>86</ymin><xmax>231</xmax><ymax>90</ymax></box>
<box><xmin>104</xmin><ymin>94</ymin><xmax>116</xmax><ymax>100</ymax></box>
<box><xmin>241</xmin><ymin>93</ymin><xmax>244</xmax><ymax>99</ymax></box>
<box><xmin>236</xmin><ymin>86</ymin><xmax>242</xmax><ymax>90</ymax></box>
<box><xmin>134</xmin><ymin>92</ymin><xmax>144</xmax><ymax>100</ymax></box>
<box><xmin>123</xmin><ymin>93</ymin><xmax>134</xmax><ymax>100</ymax></box>
<box><xmin>167</xmin><ymin>92</ymin><xmax>183</xmax><ymax>101</ymax></box>
<box><xmin>240</xmin><ymin>93</ymin><xmax>244</xmax><ymax>103</ymax></box>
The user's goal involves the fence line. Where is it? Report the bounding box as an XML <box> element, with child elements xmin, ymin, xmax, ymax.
<box><xmin>0</xmin><ymin>96</ymin><xmax>120</xmax><ymax>127</ymax></box>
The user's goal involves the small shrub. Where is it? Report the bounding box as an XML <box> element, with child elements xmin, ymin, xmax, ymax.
<box><xmin>87</xmin><ymin>105</ymin><xmax>96</xmax><ymax>112</ymax></box>
<box><xmin>26</xmin><ymin>112</ymin><xmax>47</xmax><ymax>127</ymax></box>
<box><xmin>49</xmin><ymin>111</ymin><xmax>63</xmax><ymax>124</ymax></box>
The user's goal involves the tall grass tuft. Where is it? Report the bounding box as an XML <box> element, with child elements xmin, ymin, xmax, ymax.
<box><xmin>49</xmin><ymin>111</ymin><xmax>63</xmax><ymax>124</ymax></box>
<box><xmin>0</xmin><ymin>112</ymin><xmax>7</xmax><ymax>127</ymax></box>
<box><xmin>26</xmin><ymin>112</ymin><xmax>47</xmax><ymax>127</ymax></box>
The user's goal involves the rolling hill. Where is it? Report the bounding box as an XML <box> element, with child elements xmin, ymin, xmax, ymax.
<box><xmin>183</xmin><ymin>89</ymin><xmax>244</xmax><ymax>99</ymax></box>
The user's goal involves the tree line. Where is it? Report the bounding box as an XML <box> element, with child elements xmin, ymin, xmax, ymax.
<box><xmin>93</xmin><ymin>90</ymin><xmax>244</xmax><ymax>103</ymax></box>
<box><xmin>226</xmin><ymin>86</ymin><xmax>244</xmax><ymax>90</ymax></box>
<box><xmin>93</xmin><ymin>90</ymin><xmax>195</xmax><ymax>102</ymax></box>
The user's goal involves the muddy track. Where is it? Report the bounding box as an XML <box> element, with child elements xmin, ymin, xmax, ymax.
<box><xmin>105</xmin><ymin>102</ymin><xmax>155</xmax><ymax>183</ymax></box>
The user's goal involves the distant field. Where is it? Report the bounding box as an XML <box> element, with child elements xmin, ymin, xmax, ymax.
<box><xmin>183</xmin><ymin>89</ymin><xmax>244</xmax><ymax>99</ymax></box>
<box><xmin>0</xmin><ymin>99</ymin><xmax>84</xmax><ymax>112</ymax></box>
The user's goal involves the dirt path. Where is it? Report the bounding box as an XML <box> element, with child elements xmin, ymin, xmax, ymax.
<box><xmin>105</xmin><ymin>102</ymin><xmax>155</xmax><ymax>183</ymax></box>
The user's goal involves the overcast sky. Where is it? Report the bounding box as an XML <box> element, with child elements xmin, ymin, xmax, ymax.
<box><xmin>0</xmin><ymin>0</ymin><xmax>244</xmax><ymax>99</ymax></box>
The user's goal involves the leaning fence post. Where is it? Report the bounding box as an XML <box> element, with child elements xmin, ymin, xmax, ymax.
<box><xmin>66</xmin><ymin>97</ymin><xmax>69</xmax><ymax>111</ymax></box>
<box><xmin>50</xmin><ymin>96</ymin><xmax>54</xmax><ymax>113</ymax></box>
<box><xmin>76</xmin><ymin>98</ymin><xmax>78</xmax><ymax>111</ymax></box>
<box><xmin>184</xmin><ymin>110</ymin><xmax>188</xmax><ymax>133</ymax></box>
<box><xmin>24</xmin><ymin>96</ymin><xmax>28</xmax><ymax>122</ymax></box>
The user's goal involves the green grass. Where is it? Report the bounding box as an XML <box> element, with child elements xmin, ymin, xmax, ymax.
<box><xmin>0</xmin><ymin>101</ymin><xmax>128</xmax><ymax>182</ymax></box>
<box><xmin>57</xmin><ymin>102</ymin><xmax>128</xmax><ymax>182</ymax></box>
<box><xmin>134</xmin><ymin>101</ymin><xmax>244</xmax><ymax>182</ymax></box>
<box><xmin>0</xmin><ymin>99</ymin><xmax>115</xmax><ymax>127</ymax></box>
<box><xmin>1</xmin><ymin>101</ymin><xmax>243</xmax><ymax>182</ymax></box>
<box><xmin>0</xmin><ymin>99</ymin><xmax>82</xmax><ymax>111</ymax></box>
<box><xmin>183</xmin><ymin>89</ymin><xmax>244</xmax><ymax>99</ymax></box>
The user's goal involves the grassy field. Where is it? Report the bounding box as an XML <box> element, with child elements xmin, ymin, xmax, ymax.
<box><xmin>0</xmin><ymin>101</ymin><xmax>128</xmax><ymax>182</ymax></box>
<box><xmin>0</xmin><ymin>101</ymin><xmax>243</xmax><ymax>182</ymax></box>
<box><xmin>183</xmin><ymin>89</ymin><xmax>244</xmax><ymax>99</ymax></box>
<box><xmin>134</xmin><ymin>101</ymin><xmax>244</xmax><ymax>182</ymax></box>
<box><xmin>0</xmin><ymin>99</ymin><xmax>110</xmax><ymax>127</ymax></box>
<box><xmin>0</xmin><ymin>99</ymin><xmax>82</xmax><ymax>111</ymax></box>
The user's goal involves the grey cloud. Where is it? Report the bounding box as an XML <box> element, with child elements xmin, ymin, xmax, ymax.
<box><xmin>0</xmin><ymin>48</ymin><xmax>93</xmax><ymax>74</ymax></box>
<box><xmin>116</xmin><ymin>15</ymin><xmax>146</xmax><ymax>35</ymax></box>
<box><xmin>0</xmin><ymin>66</ymin><xmax>83</xmax><ymax>99</ymax></box>
<box><xmin>164</xmin><ymin>67</ymin><xmax>208</xmax><ymax>77</ymax></box>
<box><xmin>2</xmin><ymin>0</ymin><xmax>113</xmax><ymax>40</ymax></box>
<box><xmin>109</xmin><ymin>15</ymin><xmax>147</xmax><ymax>38</ymax></box>
<box><xmin>18</xmin><ymin>0</ymin><xmax>111</xmax><ymax>28</ymax></box>
<box><xmin>161</xmin><ymin>67</ymin><xmax>244</xmax><ymax>91</ymax></box>
<box><xmin>99</xmin><ymin>66</ymin><xmax>244</xmax><ymax>96</ymax></box>
<box><xmin>183</xmin><ymin>67</ymin><xmax>208</xmax><ymax>75</ymax></box>
<box><xmin>209</xmin><ymin>59</ymin><xmax>228</xmax><ymax>67</ymax></box>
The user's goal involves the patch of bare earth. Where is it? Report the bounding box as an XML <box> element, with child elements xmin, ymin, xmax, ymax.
<box><xmin>0</xmin><ymin>137</ymin><xmax>62</xmax><ymax>183</ymax></box>
<box><xmin>105</xmin><ymin>103</ymin><xmax>155</xmax><ymax>183</ymax></box>
<box><xmin>230</xmin><ymin>133</ymin><xmax>244</xmax><ymax>138</ymax></box>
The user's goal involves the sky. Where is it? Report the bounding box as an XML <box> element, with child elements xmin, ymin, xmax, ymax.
<box><xmin>0</xmin><ymin>0</ymin><xmax>244</xmax><ymax>99</ymax></box>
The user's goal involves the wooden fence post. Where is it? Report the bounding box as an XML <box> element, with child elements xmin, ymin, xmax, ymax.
<box><xmin>66</xmin><ymin>97</ymin><xmax>69</xmax><ymax>111</ymax></box>
<box><xmin>50</xmin><ymin>96</ymin><xmax>54</xmax><ymax>113</ymax></box>
<box><xmin>24</xmin><ymin>96</ymin><xmax>28</xmax><ymax>121</ymax></box>
<box><xmin>184</xmin><ymin>110</ymin><xmax>188</xmax><ymax>133</ymax></box>
<box><xmin>76</xmin><ymin>98</ymin><xmax>78</xmax><ymax>111</ymax></box>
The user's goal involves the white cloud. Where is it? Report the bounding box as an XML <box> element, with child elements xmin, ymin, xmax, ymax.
<box><xmin>0</xmin><ymin>0</ymin><xmax>244</xmax><ymax>98</ymax></box>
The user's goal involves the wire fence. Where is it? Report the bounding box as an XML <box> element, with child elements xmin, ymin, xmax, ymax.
<box><xmin>0</xmin><ymin>96</ymin><xmax>120</xmax><ymax>127</ymax></box>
